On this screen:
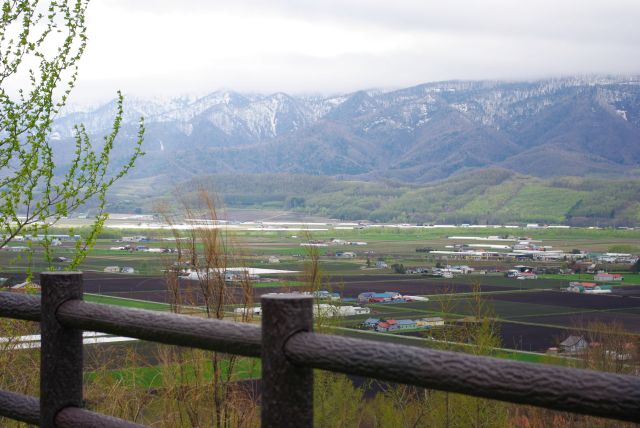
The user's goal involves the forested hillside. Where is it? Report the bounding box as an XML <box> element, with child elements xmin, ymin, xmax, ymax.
<box><xmin>125</xmin><ymin>169</ymin><xmax>640</xmax><ymax>226</ymax></box>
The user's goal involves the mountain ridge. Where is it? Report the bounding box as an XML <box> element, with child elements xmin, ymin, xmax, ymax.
<box><xmin>52</xmin><ymin>76</ymin><xmax>640</xmax><ymax>183</ymax></box>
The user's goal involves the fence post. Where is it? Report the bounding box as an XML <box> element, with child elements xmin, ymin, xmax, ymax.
<box><xmin>40</xmin><ymin>272</ymin><xmax>84</xmax><ymax>428</ymax></box>
<box><xmin>261</xmin><ymin>294</ymin><xmax>313</xmax><ymax>428</ymax></box>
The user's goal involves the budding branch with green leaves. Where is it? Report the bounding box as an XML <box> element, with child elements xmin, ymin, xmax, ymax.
<box><xmin>0</xmin><ymin>0</ymin><xmax>144</xmax><ymax>269</ymax></box>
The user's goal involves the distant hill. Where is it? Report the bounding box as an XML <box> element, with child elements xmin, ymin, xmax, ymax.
<box><xmin>116</xmin><ymin>169</ymin><xmax>640</xmax><ymax>226</ymax></box>
<box><xmin>53</xmin><ymin>76</ymin><xmax>640</xmax><ymax>184</ymax></box>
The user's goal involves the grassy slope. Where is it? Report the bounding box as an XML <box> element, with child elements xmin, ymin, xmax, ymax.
<box><xmin>85</xmin><ymin>357</ymin><xmax>260</xmax><ymax>389</ymax></box>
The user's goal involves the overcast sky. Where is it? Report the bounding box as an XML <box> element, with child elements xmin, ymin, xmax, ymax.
<box><xmin>70</xmin><ymin>0</ymin><xmax>640</xmax><ymax>102</ymax></box>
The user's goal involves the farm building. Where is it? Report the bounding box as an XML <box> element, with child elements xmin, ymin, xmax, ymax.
<box><xmin>507</xmin><ymin>270</ymin><xmax>538</xmax><ymax>280</ymax></box>
<box><xmin>5</xmin><ymin>246</ymin><xmax>29</xmax><ymax>252</ymax></box>
<box><xmin>357</xmin><ymin>291</ymin><xmax>402</xmax><ymax>304</ymax></box>
<box><xmin>121</xmin><ymin>236</ymin><xmax>148</xmax><ymax>242</ymax></box>
<box><xmin>432</xmin><ymin>269</ymin><xmax>454</xmax><ymax>278</ymax></box>
<box><xmin>589</xmin><ymin>342</ymin><xmax>636</xmax><ymax>361</ymax></box>
<box><xmin>405</xmin><ymin>267</ymin><xmax>429</xmax><ymax>274</ymax></box>
<box><xmin>300</xmin><ymin>242</ymin><xmax>328</xmax><ymax>247</ymax></box>
<box><xmin>376</xmin><ymin>321</ymin><xmax>390</xmax><ymax>332</ymax></box>
<box><xmin>233</xmin><ymin>307</ymin><xmax>262</xmax><ymax>316</ymax></box>
<box><xmin>10</xmin><ymin>282</ymin><xmax>40</xmax><ymax>292</ymax></box>
<box><xmin>335</xmin><ymin>251</ymin><xmax>356</xmax><ymax>258</ymax></box>
<box><xmin>416</xmin><ymin>317</ymin><xmax>445</xmax><ymax>327</ymax></box>
<box><xmin>314</xmin><ymin>304</ymin><xmax>370</xmax><ymax>318</ymax></box>
<box><xmin>365</xmin><ymin>317</ymin><xmax>439</xmax><ymax>331</ymax></box>
<box><xmin>362</xmin><ymin>318</ymin><xmax>380</xmax><ymax>329</ymax></box>
<box><xmin>449</xmin><ymin>265</ymin><xmax>474</xmax><ymax>274</ymax></box>
<box><xmin>596</xmin><ymin>253</ymin><xmax>638</xmax><ymax>264</ymax></box>
<box><xmin>507</xmin><ymin>265</ymin><xmax>537</xmax><ymax>279</ymax></box>
<box><xmin>567</xmin><ymin>282</ymin><xmax>612</xmax><ymax>294</ymax></box>
<box><xmin>559</xmin><ymin>335</ymin><xmax>588</xmax><ymax>354</ymax></box>
<box><xmin>312</xmin><ymin>290</ymin><xmax>341</xmax><ymax>301</ymax></box>
<box><xmin>397</xmin><ymin>319</ymin><xmax>417</xmax><ymax>329</ymax></box>
<box><xmin>358</xmin><ymin>292</ymin><xmax>376</xmax><ymax>303</ymax></box>
<box><xmin>594</xmin><ymin>272</ymin><xmax>624</xmax><ymax>282</ymax></box>
<box><xmin>376</xmin><ymin>320</ymin><xmax>399</xmax><ymax>332</ymax></box>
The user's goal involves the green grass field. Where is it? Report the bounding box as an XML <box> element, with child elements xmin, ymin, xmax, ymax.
<box><xmin>84</xmin><ymin>294</ymin><xmax>172</xmax><ymax>311</ymax></box>
<box><xmin>85</xmin><ymin>357</ymin><xmax>260</xmax><ymax>389</ymax></box>
<box><xmin>251</xmin><ymin>280</ymin><xmax>306</xmax><ymax>288</ymax></box>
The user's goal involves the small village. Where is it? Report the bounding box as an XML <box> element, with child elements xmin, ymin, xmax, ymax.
<box><xmin>361</xmin><ymin>316</ymin><xmax>445</xmax><ymax>332</ymax></box>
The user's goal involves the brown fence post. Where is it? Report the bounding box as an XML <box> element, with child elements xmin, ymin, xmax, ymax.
<box><xmin>40</xmin><ymin>272</ymin><xmax>84</xmax><ymax>427</ymax></box>
<box><xmin>261</xmin><ymin>294</ymin><xmax>314</xmax><ymax>428</ymax></box>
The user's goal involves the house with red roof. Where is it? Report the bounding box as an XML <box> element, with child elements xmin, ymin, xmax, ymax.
<box><xmin>594</xmin><ymin>272</ymin><xmax>623</xmax><ymax>282</ymax></box>
<box><xmin>568</xmin><ymin>282</ymin><xmax>612</xmax><ymax>294</ymax></box>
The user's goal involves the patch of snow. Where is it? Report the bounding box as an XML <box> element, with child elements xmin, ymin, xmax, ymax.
<box><xmin>451</xmin><ymin>103</ymin><xmax>469</xmax><ymax>113</ymax></box>
<box><xmin>179</xmin><ymin>122</ymin><xmax>193</xmax><ymax>136</ymax></box>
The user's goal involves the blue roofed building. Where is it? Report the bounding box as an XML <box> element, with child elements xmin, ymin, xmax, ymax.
<box><xmin>362</xmin><ymin>318</ymin><xmax>380</xmax><ymax>329</ymax></box>
<box><xmin>397</xmin><ymin>319</ymin><xmax>417</xmax><ymax>329</ymax></box>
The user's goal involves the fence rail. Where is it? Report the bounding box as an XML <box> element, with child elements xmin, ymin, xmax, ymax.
<box><xmin>1</xmin><ymin>272</ymin><xmax>640</xmax><ymax>427</ymax></box>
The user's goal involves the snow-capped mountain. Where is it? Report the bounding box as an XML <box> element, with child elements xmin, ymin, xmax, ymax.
<box><xmin>50</xmin><ymin>76</ymin><xmax>640</xmax><ymax>183</ymax></box>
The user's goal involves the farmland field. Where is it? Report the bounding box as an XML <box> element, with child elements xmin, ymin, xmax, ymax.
<box><xmin>496</xmin><ymin>322</ymin><xmax>569</xmax><ymax>352</ymax></box>
<box><xmin>490</xmin><ymin>291</ymin><xmax>640</xmax><ymax>311</ymax></box>
<box><xmin>2</xmin><ymin>222</ymin><xmax>639</xmax><ymax>359</ymax></box>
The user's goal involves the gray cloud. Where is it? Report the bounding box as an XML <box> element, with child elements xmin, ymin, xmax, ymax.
<box><xmin>117</xmin><ymin>0</ymin><xmax>640</xmax><ymax>44</ymax></box>
<box><xmin>68</xmin><ymin>0</ymin><xmax>640</xmax><ymax>102</ymax></box>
